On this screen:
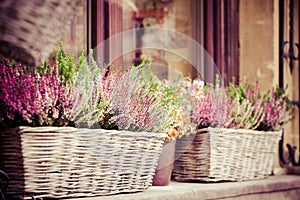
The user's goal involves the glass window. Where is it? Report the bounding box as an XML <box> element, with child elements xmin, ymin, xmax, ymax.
<box><xmin>60</xmin><ymin>0</ymin><xmax>88</xmax><ymax>57</ymax></box>
<box><xmin>122</xmin><ymin>0</ymin><xmax>204</xmax><ymax>80</ymax></box>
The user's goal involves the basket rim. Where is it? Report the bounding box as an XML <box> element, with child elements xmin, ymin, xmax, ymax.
<box><xmin>1</xmin><ymin>126</ymin><xmax>78</xmax><ymax>133</ymax></box>
<box><xmin>196</xmin><ymin>127</ymin><xmax>282</xmax><ymax>135</ymax></box>
<box><xmin>78</xmin><ymin>128</ymin><xmax>168</xmax><ymax>139</ymax></box>
<box><xmin>1</xmin><ymin>126</ymin><xmax>167</xmax><ymax>139</ymax></box>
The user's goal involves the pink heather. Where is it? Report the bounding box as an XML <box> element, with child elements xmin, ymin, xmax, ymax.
<box><xmin>261</xmin><ymin>89</ymin><xmax>289</xmax><ymax>131</ymax></box>
<box><xmin>0</xmin><ymin>57</ymin><xmax>75</xmax><ymax>127</ymax></box>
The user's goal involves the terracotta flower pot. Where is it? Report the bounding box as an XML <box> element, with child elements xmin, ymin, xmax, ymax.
<box><xmin>152</xmin><ymin>139</ymin><xmax>176</xmax><ymax>186</ymax></box>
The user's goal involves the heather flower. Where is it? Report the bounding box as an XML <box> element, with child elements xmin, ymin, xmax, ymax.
<box><xmin>191</xmin><ymin>76</ymin><xmax>229</xmax><ymax>129</ymax></box>
<box><xmin>191</xmin><ymin>91</ymin><xmax>212</xmax><ymax>128</ymax></box>
<box><xmin>178</xmin><ymin>73</ymin><xmax>294</xmax><ymax>132</ymax></box>
<box><xmin>258</xmin><ymin>86</ymin><xmax>293</xmax><ymax>131</ymax></box>
<box><xmin>0</xmin><ymin>56</ymin><xmax>75</xmax><ymax>128</ymax></box>
<box><xmin>0</xmin><ymin>43</ymin><xmax>104</xmax><ymax>129</ymax></box>
<box><xmin>49</xmin><ymin>44</ymin><xmax>105</xmax><ymax>128</ymax></box>
<box><xmin>227</xmin><ymin>82</ymin><xmax>265</xmax><ymax>129</ymax></box>
<box><xmin>224</xmin><ymin>81</ymin><xmax>292</xmax><ymax>131</ymax></box>
<box><xmin>97</xmin><ymin>57</ymin><xmax>184</xmax><ymax>140</ymax></box>
<box><xmin>70</xmin><ymin>49</ymin><xmax>104</xmax><ymax>128</ymax></box>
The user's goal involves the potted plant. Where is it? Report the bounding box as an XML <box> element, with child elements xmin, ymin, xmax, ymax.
<box><xmin>0</xmin><ymin>55</ymin><xmax>74</xmax><ymax>198</ymax></box>
<box><xmin>0</xmin><ymin>43</ymin><xmax>106</xmax><ymax>198</ymax></box>
<box><xmin>173</xmin><ymin>77</ymin><xmax>294</xmax><ymax>182</ymax></box>
<box><xmin>151</xmin><ymin>77</ymin><xmax>198</xmax><ymax>186</ymax></box>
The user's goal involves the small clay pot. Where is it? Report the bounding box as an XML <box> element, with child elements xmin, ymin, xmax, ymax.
<box><xmin>152</xmin><ymin>139</ymin><xmax>176</xmax><ymax>186</ymax></box>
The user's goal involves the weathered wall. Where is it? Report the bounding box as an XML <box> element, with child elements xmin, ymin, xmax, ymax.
<box><xmin>239</xmin><ymin>0</ymin><xmax>277</xmax><ymax>94</ymax></box>
<box><xmin>60</xmin><ymin>0</ymin><xmax>86</xmax><ymax>57</ymax></box>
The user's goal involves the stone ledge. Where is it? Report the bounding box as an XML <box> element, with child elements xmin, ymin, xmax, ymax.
<box><xmin>74</xmin><ymin>175</ymin><xmax>300</xmax><ymax>200</ymax></box>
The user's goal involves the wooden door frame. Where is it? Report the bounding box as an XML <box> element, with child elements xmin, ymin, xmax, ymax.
<box><xmin>204</xmin><ymin>0</ymin><xmax>240</xmax><ymax>85</ymax></box>
<box><xmin>89</xmin><ymin>0</ymin><xmax>123</xmax><ymax>69</ymax></box>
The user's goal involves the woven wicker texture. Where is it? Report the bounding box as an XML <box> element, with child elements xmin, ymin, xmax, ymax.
<box><xmin>0</xmin><ymin>0</ymin><xmax>81</xmax><ymax>66</ymax></box>
<box><xmin>173</xmin><ymin>128</ymin><xmax>282</xmax><ymax>182</ymax></box>
<box><xmin>0</xmin><ymin>127</ymin><xmax>166</xmax><ymax>199</ymax></box>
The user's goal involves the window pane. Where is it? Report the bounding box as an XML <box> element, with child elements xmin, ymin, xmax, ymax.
<box><xmin>122</xmin><ymin>0</ymin><xmax>203</xmax><ymax>80</ymax></box>
<box><xmin>60</xmin><ymin>0</ymin><xmax>87</xmax><ymax>57</ymax></box>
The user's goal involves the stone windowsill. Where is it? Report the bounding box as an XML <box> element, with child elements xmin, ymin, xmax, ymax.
<box><xmin>73</xmin><ymin>175</ymin><xmax>300</xmax><ymax>200</ymax></box>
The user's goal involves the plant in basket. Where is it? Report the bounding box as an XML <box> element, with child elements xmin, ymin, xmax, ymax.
<box><xmin>188</xmin><ymin>77</ymin><xmax>291</xmax><ymax>131</ymax></box>
<box><xmin>0</xmin><ymin>43</ymin><xmax>103</xmax><ymax>198</ymax></box>
<box><xmin>173</xmin><ymin>77</ymin><xmax>294</xmax><ymax>182</ymax></box>
<box><xmin>189</xmin><ymin>76</ymin><xmax>230</xmax><ymax>129</ymax></box>
<box><xmin>97</xmin><ymin>57</ymin><xmax>192</xmax><ymax>186</ymax></box>
<box><xmin>0</xmin><ymin>56</ymin><xmax>73</xmax><ymax>128</ymax></box>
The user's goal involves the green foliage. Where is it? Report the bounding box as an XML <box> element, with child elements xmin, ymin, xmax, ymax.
<box><xmin>53</xmin><ymin>42</ymin><xmax>78</xmax><ymax>89</ymax></box>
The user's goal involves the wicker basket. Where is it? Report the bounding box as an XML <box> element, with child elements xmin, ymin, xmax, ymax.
<box><xmin>0</xmin><ymin>0</ymin><xmax>81</xmax><ymax>66</ymax></box>
<box><xmin>0</xmin><ymin>127</ymin><xmax>166</xmax><ymax>199</ymax></box>
<box><xmin>173</xmin><ymin>127</ymin><xmax>282</xmax><ymax>182</ymax></box>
